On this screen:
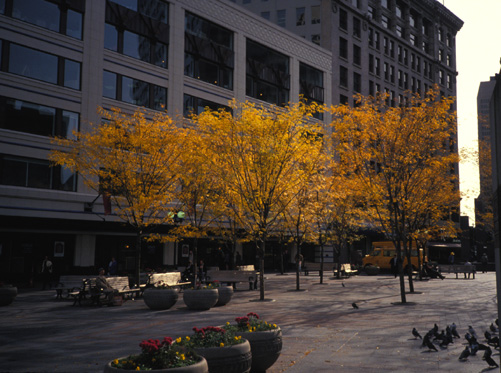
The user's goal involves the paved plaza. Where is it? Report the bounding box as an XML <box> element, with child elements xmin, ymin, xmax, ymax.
<box><xmin>1</xmin><ymin>271</ymin><xmax>499</xmax><ymax>372</ymax></box>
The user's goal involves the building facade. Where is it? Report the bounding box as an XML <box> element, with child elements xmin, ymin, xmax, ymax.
<box><xmin>0</xmin><ymin>0</ymin><xmax>332</xmax><ymax>283</ymax></box>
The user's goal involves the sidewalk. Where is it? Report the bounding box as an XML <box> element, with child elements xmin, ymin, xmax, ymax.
<box><xmin>1</xmin><ymin>271</ymin><xmax>499</xmax><ymax>372</ymax></box>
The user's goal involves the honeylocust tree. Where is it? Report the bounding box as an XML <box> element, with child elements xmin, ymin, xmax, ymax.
<box><xmin>194</xmin><ymin>100</ymin><xmax>325</xmax><ymax>300</ymax></box>
<box><xmin>50</xmin><ymin>108</ymin><xmax>186</xmax><ymax>286</ymax></box>
<box><xmin>330</xmin><ymin>88</ymin><xmax>459</xmax><ymax>303</ymax></box>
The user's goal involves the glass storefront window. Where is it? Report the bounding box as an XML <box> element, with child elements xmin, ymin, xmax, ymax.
<box><xmin>153</xmin><ymin>86</ymin><xmax>167</xmax><ymax>111</ymax></box>
<box><xmin>123</xmin><ymin>30</ymin><xmax>150</xmax><ymax>61</ymax></box>
<box><xmin>12</xmin><ymin>0</ymin><xmax>60</xmax><ymax>33</ymax></box>
<box><xmin>62</xmin><ymin>110</ymin><xmax>79</xmax><ymax>139</ymax></box>
<box><xmin>8</xmin><ymin>43</ymin><xmax>58</xmax><ymax>84</ymax></box>
<box><xmin>4</xmin><ymin>98</ymin><xmax>55</xmax><ymax>137</ymax></box>
<box><xmin>103</xmin><ymin>71</ymin><xmax>117</xmax><ymax>99</ymax></box>
<box><xmin>122</xmin><ymin>77</ymin><xmax>149</xmax><ymax>107</ymax></box>
<box><xmin>64</xmin><ymin>59</ymin><xmax>81</xmax><ymax>90</ymax></box>
<box><xmin>66</xmin><ymin>9</ymin><xmax>83</xmax><ymax>40</ymax></box>
<box><xmin>104</xmin><ymin>24</ymin><xmax>118</xmax><ymax>51</ymax></box>
<box><xmin>154</xmin><ymin>42</ymin><xmax>168</xmax><ymax>68</ymax></box>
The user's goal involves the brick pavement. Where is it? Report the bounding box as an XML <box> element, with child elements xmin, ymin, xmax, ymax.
<box><xmin>0</xmin><ymin>271</ymin><xmax>499</xmax><ymax>372</ymax></box>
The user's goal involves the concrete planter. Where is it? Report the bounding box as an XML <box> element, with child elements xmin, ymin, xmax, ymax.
<box><xmin>183</xmin><ymin>289</ymin><xmax>218</xmax><ymax>310</ymax></box>
<box><xmin>194</xmin><ymin>339</ymin><xmax>251</xmax><ymax>373</ymax></box>
<box><xmin>215</xmin><ymin>286</ymin><xmax>233</xmax><ymax>307</ymax></box>
<box><xmin>104</xmin><ymin>356</ymin><xmax>208</xmax><ymax>372</ymax></box>
<box><xmin>237</xmin><ymin>328</ymin><xmax>282</xmax><ymax>372</ymax></box>
<box><xmin>143</xmin><ymin>288</ymin><xmax>179</xmax><ymax>310</ymax></box>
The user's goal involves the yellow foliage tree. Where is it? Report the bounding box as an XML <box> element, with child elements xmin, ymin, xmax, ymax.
<box><xmin>330</xmin><ymin>88</ymin><xmax>459</xmax><ymax>303</ymax></box>
<box><xmin>194</xmin><ymin>100</ymin><xmax>324</xmax><ymax>300</ymax></box>
<box><xmin>50</xmin><ymin>108</ymin><xmax>186</xmax><ymax>285</ymax></box>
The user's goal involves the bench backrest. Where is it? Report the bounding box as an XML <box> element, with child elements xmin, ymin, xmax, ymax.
<box><xmin>148</xmin><ymin>272</ymin><xmax>182</xmax><ymax>287</ymax></box>
<box><xmin>105</xmin><ymin>276</ymin><xmax>130</xmax><ymax>291</ymax></box>
<box><xmin>206</xmin><ymin>270</ymin><xmax>257</xmax><ymax>282</ymax></box>
<box><xmin>236</xmin><ymin>265</ymin><xmax>255</xmax><ymax>271</ymax></box>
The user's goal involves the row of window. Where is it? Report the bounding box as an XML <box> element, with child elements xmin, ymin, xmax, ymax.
<box><xmin>1</xmin><ymin>0</ymin><xmax>85</xmax><ymax>39</ymax></box>
<box><xmin>258</xmin><ymin>6</ymin><xmax>320</xmax><ymax>28</ymax></box>
<box><xmin>0</xmin><ymin>40</ymin><xmax>81</xmax><ymax>90</ymax></box>
<box><xmin>0</xmin><ymin>154</ymin><xmax>77</xmax><ymax>192</ymax></box>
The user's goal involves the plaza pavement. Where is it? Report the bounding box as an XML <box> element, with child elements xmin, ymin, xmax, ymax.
<box><xmin>0</xmin><ymin>270</ymin><xmax>499</xmax><ymax>373</ymax></box>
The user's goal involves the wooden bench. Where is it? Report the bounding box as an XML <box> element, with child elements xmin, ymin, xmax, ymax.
<box><xmin>75</xmin><ymin>276</ymin><xmax>140</xmax><ymax>306</ymax></box>
<box><xmin>335</xmin><ymin>263</ymin><xmax>359</xmax><ymax>277</ymax></box>
<box><xmin>146</xmin><ymin>272</ymin><xmax>191</xmax><ymax>289</ymax></box>
<box><xmin>54</xmin><ymin>275</ymin><xmax>88</xmax><ymax>300</ymax></box>
<box><xmin>303</xmin><ymin>262</ymin><xmax>336</xmax><ymax>276</ymax></box>
<box><xmin>206</xmin><ymin>270</ymin><xmax>258</xmax><ymax>290</ymax></box>
<box><xmin>438</xmin><ymin>264</ymin><xmax>476</xmax><ymax>279</ymax></box>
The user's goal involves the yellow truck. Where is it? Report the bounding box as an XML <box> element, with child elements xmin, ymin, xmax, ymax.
<box><xmin>362</xmin><ymin>241</ymin><xmax>425</xmax><ymax>270</ymax></box>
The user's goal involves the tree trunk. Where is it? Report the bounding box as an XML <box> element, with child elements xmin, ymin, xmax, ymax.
<box><xmin>406</xmin><ymin>248</ymin><xmax>414</xmax><ymax>293</ymax></box>
<box><xmin>192</xmin><ymin>237</ymin><xmax>198</xmax><ymax>288</ymax></box>
<box><xmin>397</xmin><ymin>246</ymin><xmax>407</xmax><ymax>303</ymax></box>
<box><xmin>320</xmin><ymin>242</ymin><xmax>325</xmax><ymax>284</ymax></box>
<box><xmin>135</xmin><ymin>231</ymin><xmax>142</xmax><ymax>288</ymax></box>
<box><xmin>296</xmin><ymin>242</ymin><xmax>301</xmax><ymax>291</ymax></box>
<box><xmin>259</xmin><ymin>239</ymin><xmax>265</xmax><ymax>300</ymax></box>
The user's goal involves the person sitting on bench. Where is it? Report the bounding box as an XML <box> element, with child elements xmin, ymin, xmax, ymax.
<box><xmin>96</xmin><ymin>268</ymin><xmax>118</xmax><ymax>303</ymax></box>
<box><xmin>423</xmin><ymin>262</ymin><xmax>444</xmax><ymax>280</ymax></box>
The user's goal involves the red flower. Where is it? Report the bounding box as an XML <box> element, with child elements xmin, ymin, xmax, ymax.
<box><xmin>247</xmin><ymin>312</ymin><xmax>260</xmax><ymax>319</ymax></box>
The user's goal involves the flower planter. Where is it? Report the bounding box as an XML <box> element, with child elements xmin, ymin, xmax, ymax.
<box><xmin>0</xmin><ymin>285</ymin><xmax>17</xmax><ymax>306</ymax></box>
<box><xmin>183</xmin><ymin>289</ymin><xmax>218</xmax><ymax>310</ymax></box>
<box><xmin>215</xmin><ymin>286</ymin><xmax>233</xmax><ymax>307</ymax></box>
<box><xmin>104</xmin><ymin>356</ymin><xmax>208</xmax><ymax>373</ymax></box>
<box><xmin>194</xmin><ymin>339</ymin><xmax>251</xmax><ymax>373</ymax></box>
<box><xmin>143</xmin><ymin>288</ymin><xmax>179</xmax><ymax>310</ymax></box>
<box><xmin>236</xmin><ymin>328</ymin><xmax>282</xmax><ymax>372</ymax></box>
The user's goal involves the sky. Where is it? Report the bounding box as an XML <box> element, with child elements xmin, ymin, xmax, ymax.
<box><xmin>442</xmin><ymin>0</ymin><xmax>501</xmax><ymax>225</ymax></box>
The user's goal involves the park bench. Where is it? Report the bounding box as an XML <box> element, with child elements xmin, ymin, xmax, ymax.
<box><xmin>74</xmin><ymin>276</ymin><xmax>141</xmax><ymax>306</ymax></box>
<box><xmin>145</xmin><ymin>272</ymin><xmax>191</xmax><ymax>289</ymax></box>
<box><xmin>54</xmin><ymin>275</ymin><xmax>88</xmax><ymax>300</ymax></box>
<box><xmin>303</xmin><ymin>262</ymin><xmax>336</xmax><ymax>276</ymax></box>
<box><xmin>438</xmin><ymin>264</ymin><xmax>476</xmax><ymax>279</ymax></box>
<box><xmin>206</xmin><ymin>269</ymin><xmax>258</xmax><ymax>290</ymax></box>
<box><xmin>334</xmin><ymin>263</ymin><xmax>359</xmax><ymax>277</ymax></box>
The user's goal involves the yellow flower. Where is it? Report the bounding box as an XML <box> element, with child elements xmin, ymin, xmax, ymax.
<box><xmin>181</xmin><ymin>354</ymin><xmax>186</xmax><ymax>361</ymax></box>
<box><xmin>152</xmin><ymin>358</ymin><xmax>156</xmax><ymax>363</ymax></box>
<box><xmin>176</xmin><ymin>337</ymin><xmax>182</xmax><ymax>343</ymax></box>
<box><xmin>186</xmin><ymin>336</ymin><xmax>190</xmax><ymax>341</ymax></box>
<box><xmin>135</xmin><ymin>367</ymin><xmax>140</xmax><ymax>371</ymax></box>
<box><xmin>113</xmin><ymin>359</ymin><xmax>118</xmax><ymax>366</ymax></box>
<box><xmin>226</xmin><ymin>322</ymin><xmax>230</xmax><ymax>325</ymax></box>
<box><xmin>273</xmin><ymin>324</ymin><xmax>277</xmax><ymax>328</ymax></box>
<box><xmin>253</xmin><ymin>327</ymin><xmax>256</xmax><ymax>332</ymax></box>
<box><xmin>220</xmin><ymin>342</ymin><xmax>225</xmax><ymax>347</ymax></box>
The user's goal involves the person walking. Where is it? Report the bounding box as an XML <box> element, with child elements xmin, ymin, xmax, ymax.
<box><xmin>41</xmin><ymin>256</ymin><xmax>53</xmax><ymax>290</ymax></box>
<box><xmin>481</xmin><ymin>253</ymin><xmax>489</xmax><ymax>273</ymax></box>
<box><xmin>108</xmin><ymin>257</ymin><xmax>118</xmax><ymax>276</ymax></box>
<box><xmin>448</xmin><ymin>252</ymin><xmax>455</xmax><ymax>264</ymax></box>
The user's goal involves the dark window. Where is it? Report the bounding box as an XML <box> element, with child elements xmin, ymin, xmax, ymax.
<box><xmin>311</xmin><ymin>6</ymin><xmax>320</xmax><ymax>24</ymax></box>
<box><xmin>353</xmin><ymin>17</ymin><xmax>361</xmax><ymax>38</ymax></box>
<box><xmin>353</xmin><ymin>44</ymin><xmax>361</xmax><ymax>66</ymax></box>
<box><xmin>339</xmin><ymin>8</ymin><xmax>347</xmax><ymax>31</ymax></box>
<box><xmin>183</xmin><ymin>94</ymin><xmax>230</xmax><ymax>117</ymax></box>
<box><xmin>4</xmin><ymin>42</ymin><xmax>81</xmax><ymax>90</ymax></box>
<box><xmin>8</xmin><ymin>0</ymin><xmax>84</xmax><ymax>39</ymax></box>
<box><xmin>0</xmin><ymin>96</ymin><xmax>79</xmax><ymax>138</ymax></box>
<box><xmin>103</xmin><ymin>71</ymin><xmax>167</xmax><ymax>111</ymax></box>
<box><xmin>353</xmin><ymin>72</ymin><xmax>361</xmax><ymax>93</ymax></box>
<box><xmin>369</xmin><ymin>80</ymin><xmax>374</xmax><ymax>96</ymax></box>
<box><xmin>277</xmin><ymin>9</ymin><xmax>286</xmax><ymax>27</ymax></box>
<box><xmin>396</xmin><ymin>24</ymin><xmax>403</xmax><ymax>38</ymax></box>
<box><xmin>381</xmin><ymin>15</ymin><xmax>389</xmax><ymax>29</ymax></box>
<box><xmin>340</xmin><ymin>66</ymin><xmax>348</xmax><ymax>88</ymax></box>
<box><xmin>296</xmin><ymin>7</ymin><xmax>305</xmax><ymax>26</ymax></box>
<box><xmin>185</xmin><ymin>12</ymin><xmax>234</xmax><ymax>89</ymax></box>
<box><xmin>108</xmin><ymin>0</ymin><xmax>168</xmax><ymax>24</ymax></box>
<box><xmin>246</xmin><ymin>39</ymin><xmax>289</xmax><ymax>106</ymax></box>
<box><xmin>339</xmin><ymin>37</ymin><xmax>348</xmax><ymax>59</ymax></box>
<box><xmin>300</xmin><ymin>62</ymin><xmax>324</xmax><ymax>120</ymax></box>
<box><xmin>0</xmin><ymin>154</ymin><xmax>77</xmax><ymax>191</ymax></box>
<box><xmin>368</xmin><ymin>28</ymin><xmax>374</xmax><ymax>46</ymax></box>
<box><xmin>340</xmin><ymin>94</ymin><xmax>349</xmax><ymax>105</ymax></box>
<box><xmin>369</xmin><ymin>54</ymin><xmax>374</xmax><ymax>73</ymax></box>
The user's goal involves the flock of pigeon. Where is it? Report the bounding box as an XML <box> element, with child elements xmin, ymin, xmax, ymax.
<box><xmin>412</xmin><ymin>320</ymin><xmax>500</xmax><ymax>368</ymax></box>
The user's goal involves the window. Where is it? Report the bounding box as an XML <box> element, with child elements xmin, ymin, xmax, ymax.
<box><xmin>409</xmin><ymin>12</ymin><xmax>416</xmax><ymax>28</ymax></box>
<box><xmin>368</xmin><ymin>6</ymin><xmax>375</xmax><ymax>20</ymax></box>
<box><xmin>311</xmin><ymin>6</ymin><xmax>320</xmax><ymax>24</ymax></box>
<box><xmin>300</xmin><ymin>62</ymin><xmax>324</xmax><ymax>119</ymax></box>
<box><xmin>398</xmin><ymin>70</ymin><xmax>403</xmax><ymax>87</ymax></box>
<box><xmin>396</xmin><ymin>24</ymin><xmax>403</xmax><ymax>38</ymax></box>
<box><xmin>277</xmin><ymin>9</ymin><xmax>286</xmax><ymax>27</ymax></box>
<box><xmin>353</xmin><ymin>72</ymin><xmax>361</xmax><ymax>93</ymax></box>
<box><xmin>261</xmin><ymin>11</ymin><xmax>270</xmax><ymax>20</ymax></box>
<box><xmin>390</xmin><ymin>65</ymin><xmax>395</xmax><ymax>83</ymax></box>
<box><xmin>438</xmin><ymin>49</ymin><xmax>443</xmax><ymax>62</ymax></box>
<box><xmin>439</xmin><ymin>70</ymin><xmax>444</xmax><ymax>85</ymax></box>
<box><xmin>103</xmin><ymin>71</ymin><xmax>167</xmax><ymax>111</ymax></box>
<box><xmin>340</xmin><ymin>66</ymin><xmax>348</xmax><ymax>88</ymax></box>
<box><xmin>351</xmin><ymin>0</ymin><xmax>360</xmax><ymax>8</ymax></box>
<box><xmin>396</xmin><ymin>2</ymin><xmax>403</xmax><ymax>18</ymax></box>
<box><xmin>246</xmin><ymin>39</ymin><xmax>290</xmax><ymax>106</ymax></box>
<box><xmin>447</xmin><ymin>74</ymin><xmax>452</xmax><ymax>89</ymax></box>
<box><xmin>447</xmin><ymin>54</ymin><xmax>452</xmax><ymax>67</ymax></box>
<box><xmin>185</xmin><ymin>12</ymin><xmax>234</xmax><ymax>90</ymax></box>
<box><xmin>369</xmin><ymin>54</ymin><xmax>374</xmax><ymax>73</ymax></box>
<box><xmin>384</xmin><ymin>37</ymin><xmax>389</xmax><ymax>55</ymax></box>
<box><xmin>404</xmin><ymin>73</ymin><xmax>408</xmax><ymax>89</ymax></box>
<box><xmin>369</xmin><ymin>80</ymin><xmax>375</xmax><ymax>96</ymax></box>
<box><xmin>410</xmin><ymin>33</ymin><xmax>416</xmax><ymax>46</ymax></box>
<box><xmin>340</xmin><ymin>94</ymin><xmax>349</xmax><ymax>105</ymax></box>
<box><xmin>296</xmin><ymin>7</ymin><xmax>305</xmax><ymax>26</ymax></box>
<box><xmin>389</xmin><ymin>41</ymin><xmax>394</xmax><ymax>58</ymax></box>
<box><xmin>353</xmin><ymin>44</ymin><xmax>361</xmax><ymax>65</ymax></box>
<box><xmin>397</xmin><ymin>45</ymin><xmax>402</xmax><ymax>63</ymax></box>
<box><xmin>368</xmin><ymin>28</ymin><xmax>374</xmax><ymax>47</ymax></box>
<box><xmin>381</xmin><ymin>0</ymin><xmax>388</xmax><ymax>9</ymax></box>
<box><xmin>416</xmin><ymin>56</ymin><xmax>420</xmax><ymax>73</ymax></box>
<box><xmin>0</xmin><ymin>155</ymin><xmax>77</xmax><ymax>191</ymax></box>
<box><xmin>353</xmin><ymin>17</ymin><xmax>361</xmax><ymax>38</ymax></box>
<box><xmin>4</xmin><ymin>42</ymin><xmax>80</xmax><ymax>90</ymax></box>
<box><xmin>0</xmin><ymin>96</ymin><xmax>79</xmax><ymax>139</ymax></box>
<box><xmin>339</xmin><ymin>8</ymin><xmax>347</xmax><ymax>31</ymax></box>
<box><xmin>374</xmin><ymin>31</ymin><xmax>380</xmax><ymax>49</ymax></box>
<box><xmin>105</xmin><ymin>1</ymin><xmax>169</xmax><ymax>68</ymax></box>
<box><xmin>381</xmin><ymin>15</ymin><xmax>389</xmax><ymax>29</ymax></box>
<box><xmin>375</xmin><ymin>57</ymin><xmax>380</xmax><ymax>76</ymax></box>
<box><xmin>446</xmin><ymin>34</ymin><xmax>452</xmax><ymax>47</ymax></box>
<box><xmin>339</xmin><ymin>37</ymin><xmax>348</xmax><ymax>59</ymax></box>
<box><xmin>183</xmin><ymin>94</ymin><xmax>230</xmax><ymax>117</ymax></box>
<box><xmin>311</xmin><ymin>34</ymin><xmax>320</xmax><ymax>45</ymax></box>
<box><xmin>8</xmin><ymin>0</ymin><xmax>84</xmax><ymax>39</ymax></box>
<box><xmin>384</xmin><ymin>62</ymin><xmax>389</xmax><ymax>80</ymax></box>
<box><xmin>403</xmin><ymin>48</ymin><xmax>408</xmax><ymax>65</ymax></box>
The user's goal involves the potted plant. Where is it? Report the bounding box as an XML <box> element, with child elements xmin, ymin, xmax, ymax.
<box><xmin>104</xmin><ymin>336</ymin><xmax>208</xmax><ymax>372</ymax></box>
<box><xmin>0</xmin><ymin>281</ymin><xmax>17</xmax><ymax>306</ymax></box>
<box><xmin>209</xmin><ymin>281</ymin><xmax>233</xmax><ymax>307</ymax></box>
<box><xmin>176</xmin><ymin>326</ymin><xmax>251</xmax><ymax>373</ymax></box>
<box><xmin>182</xmin><ymin>283</ymin><xmax>219</xmax><ymax>311</ymax></box>
<box><xmin>224</xmin><ymin>312</ymin><xmax>282</xmax><ymax>372</ymax></box>
<box><xmin>143</xmin><ymin>281</ymin><xmax>179</xmax><ymax>310</ymax></box>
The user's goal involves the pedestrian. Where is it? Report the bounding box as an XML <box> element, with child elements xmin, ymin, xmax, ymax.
<box><xmin>41</xmin><ymin>256</ymin><xmax>53</xmax><ymax>290</ymax></box>
<box><xmin>389</xmin><ymin>255</ymin><xmax>398</xmax><ymax>278</ymax></box>
<box><xmin>295</xmin><ymin>253</ymin><xmax>304</xmax><ymax>273</ymax></box>
<box><xmin>448</xmin><ymin>252</ymin><xmax>455</xmax><ymax>264</ymax></box>
<box><xmin>108</xmin><ymin>257</ymin><xmax>118</xmax><ymax>276</ymax></box>
<box><xmin>481</xmin><ymin>253</ymin><xmax>489</xmax><ymax>273</ymax></box>
<box><xmin>198</xmin><ymin>260</ymin><xmax>206</xmax><ymax>282</ymax></box>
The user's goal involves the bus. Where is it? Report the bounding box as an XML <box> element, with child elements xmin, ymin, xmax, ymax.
<box><xmin>362</xmin><ymin>241</ymin><xmax>426</xmax><ymax>270</ymax></box>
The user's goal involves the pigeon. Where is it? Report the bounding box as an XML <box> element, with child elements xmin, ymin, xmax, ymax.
<box><xmin>352</xmin><ymin>302</ymin><xmax>359</xmax><ymax>309</ymax></box>
<box><xmin>458</xmin><ymin>346</ymin><xmax>470</xmax><ymax>361</ymax></box>
<box><xmin>342</xmin><ymin>282</ymin><xmax>345</xmax><ymax>287</ymax></box>
<box><xmin>468</xmin><ymin>326</ymin><xmax>478</xmax><ymax>339</ymax></box>
<box><xmin>451</xmin><ymin>323</ymin><xmax>461</xmax><ymax>338</ymax></box>
<box><xmin>485</xmin><ymin>330</ymin><xmax>492</xmax><ymax>341</ymax></box>
<box><xmin>484</xmin><ymin>349</ymin><xmax>499</xmax><ymax>368</ymax></box>
<box><xmin>478</xmin><ymin>343</ymin><xmax>491</xmax><ymax>352</ymax></box>
<box><xmin>487</xmin><ymin>336</ymin><xmax>500</xmax><ymax>348</ymax></box>
<box><xmin>471</xmin><ymin>342</ymin><xmax>479</xmax><ymax>356</ymax></box>
<box><xmin>424</xmin><ymin>337</ymin><xmax>438</xmax><ymax>352</ymax></box>
<box><xmin>490</xmin><ymin>323</ymin><xmax>497</xmax><ymax>333</ymax></box>
<box><xmin>412</xmin><ymin>328</ymin><xmax>422</xmax><ymax>339</ymax></box>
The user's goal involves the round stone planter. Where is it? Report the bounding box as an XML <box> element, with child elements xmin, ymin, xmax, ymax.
<box><xmin>194</xmin><ymin>339</ymin><xmax>251</xmax><ymax>373</ymax></box>
<box><xmin>183</xmin><ymin>289</ymin><xmax>218</xmax><ymax>310</ymax></box>
<box><xmin>215</xmin><ymin>286</ymin><xmax>233</xmax><ymax>307</ymax></box>
<box><xmin>143</xmin><ymin>288</ymin><xmax>179</xmax><ymax>310</ymax></box>
<box><xmin>237</xmin><ymin>328</ymin><xmax>282</xmax><ymax>372</ymax></box>
<box><xmin>0</xmin><ymin>285</ymin><xmax>18</xmax><ymax>306</ymax></box>
<box><xmin>104</xmin><ymin>355</ymin><xmax>208</xmax><ymax>373</ymax></box>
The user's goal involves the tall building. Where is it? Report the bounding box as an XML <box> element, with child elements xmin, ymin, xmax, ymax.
<box><xmin>234</xmin><ymin>0</ymin><xmax>463</xmax><ymax>106</ymax></box>
<box><xmin>0</xmin><ymin>0</ymin><xmax>332</xmax><ymax>283</ymax></box>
